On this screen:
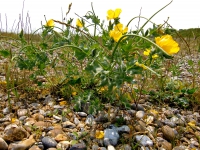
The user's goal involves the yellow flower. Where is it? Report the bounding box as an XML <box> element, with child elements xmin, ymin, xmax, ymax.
<box><xmin>72</xmin><ymin>92</ymin><xmax>77</xmax><ymax>96</ymax></box>
<box><xmin>95</xmin><ymin>130</ymin><xmax>104</xmax><ymax>139</ymax></box>
<box><xmin>109</xmin><ymin>30</ymin><xmax>122</xmax><ymax>42</ymax></box>
<box><xmin>109</xmin><ymin>23</ymin><xmax>128</xmax><ymax>42</ymax></box>
<box><xmin>114</xmin><ymin>23</ymin><xmax>128</xmax><ymax>34</ymax></box>
<box><xmin>152</xmin><ymin>54</ymin><xmax>159</xmax><ymax>59</ymax></box>
<box><xmin>155</xmin><ymin>35</ymin><xmax>180</xmax><ymax>55</ymax></box>
<box><xmin>59</xmin><ymin>101</ymin><xmax>67</xmax><ymax>106</ymax></box>
<box><xmin>46</xmin><ymin>19</ymin><xmax>55</xmax><ymax>27</ymax></box>
<box><xmin>135</xmin><ymin>62</ymin><xmax>147</xmax><ymax>69</ymax></box>
<box><xmin>76</xmin><ymin>19</ymin><xmax>83</xmax><ymax>28</ymax></box>
<box><xmin>107</xmin><ymin>8</ymin><xmax>122</xmax><ymax>20</ymax></box>
<box><xmin>143</xmin><ymin>49</ymin><xmax>151</xmax><ymax>56</ymax></box>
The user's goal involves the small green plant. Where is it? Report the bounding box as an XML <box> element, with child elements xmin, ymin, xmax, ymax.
<box><xmin>1</xmin><ymin>0</ymin><xmax>191</xmax><ymax>112</ymax></box>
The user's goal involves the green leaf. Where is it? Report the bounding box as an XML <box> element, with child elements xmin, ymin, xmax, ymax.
<box><xmin>74</xmin><ymin>49</ymin><xmax>87</xmax><ymax>60</ymax></box>
<box><xmin>187</xmin><ymin>88</ymin><xmax>196</xmax><ymax>94</ymax></box>
<box><xmin>0</xmin><ymin>49</ymin><xmax>11</xmax><ymax>58</ymax></box>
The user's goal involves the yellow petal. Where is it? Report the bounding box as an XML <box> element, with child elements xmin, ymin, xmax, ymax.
<box><xmin>46</xmin><ymin>19</ymin><xmax>55</xmax><ymax>27</ymax></box>
<box><xmin>152</xmin><ymin>54</ymin><xmax>159</xmax><ymax>59</ymax></box>
<box><xmin>72</xmin><ymin>92</ymin><xmax>77</xmax><ymax>96</ymax></box>
<box><xmin>123</xmin><ymin>26</ymin><xmax>128</xmax><ymax>34</ymax></box>
<box><xmin>109</xmin><ymin>30</ymin><xmax>122</xmax><ymax>42</ymax></box>
<box><xmin>114</xmin><ymin>8</ymin><xmax>122</xmax><ymax>18</ymax></box>
<box><xmin>107</xmin><ymin>10</ymin><xmax>115</xmax><ymax>20</ymax></box>
<box><xmin>107</xmin><ymin>8</ymin><xmax>121</xmax><ymax>20</ymax></box>
<box><xmin>143</xmin><ymin>49</ymin><xmax>151</xmax><ymax>56</ymax></box>
<box><xmin>155</xmin><ymin>35</ymin><xmax>180</xmax><ymax>55</ymax></box>
<box><xmin>76</xmin><ymin>19</ymin><xmax>83</xmax><ymax>28</ymax></box>
<box><xmin>188</xmin><ymin>121</ymin><xmax>196</xmax><ymax>127</ymax></box>
<box><xmin>59</xmin><ymin>101</ymin><xmax>67</xmax><ymax>106</ymax></box>
<box><xmin>95</xmin><ymin>130</ymin><xmax>104</xmax><ymax>139</ymax></box>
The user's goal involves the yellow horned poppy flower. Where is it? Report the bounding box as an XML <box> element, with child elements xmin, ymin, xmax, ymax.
<box><xmin>152</xmin><ymin>54</ymin><xmax>159</xmax><ymax>59</ymax></box>
<box><xmin>76</xmin><ymin>19</ymin><xmax>83</xmax><ymax>28</ymax></box>
<box><xmin>107</xmin><ymin>8</ymin><xmax>122</xmax><ymax>20</ymax></box>
<box><xmin>109</xmin><ymin>30</ymin><xmax>122</xmax><ymax>42</ymax></box>
<box><xmin>95</xmin><ymin>130</ymin><xmax>104</xmax><ymax>139</ymax></box>
<box><xmin>46</xmin><ymin>19</ymin><xmax>55</xmax><ymax>27</ymax></box>
<box><xmin>143</xmin><ymin>49</ymin><xmax>151</xmax><ymax>56</ymax></box>
<box><xmin>135</xmin><ymin>62</ymin><xmax>147</xmax><ymax>69</ymax></box>
<box><xmin>114</xmin><ymin>23</ymin><xmax>128</xmax><ymax>34</ymax></box>
<box><xmin>155</xmin><ymin>35</ymin><xmax>180</xmax><ymax>55</ymax></box>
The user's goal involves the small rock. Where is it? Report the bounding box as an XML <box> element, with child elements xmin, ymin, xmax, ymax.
<box><xmin>157</xmin><ymin>137</ymin><xmax>172</xmax><ymax>150</ymax></box>
<box><xmin>29</xmin><ymin>145</ymin><xmax>41</xmax><ymax>150</ymax></box>
<box><xmin>8</xmin><ymin>134</ymin><xmax>36</xmax><ymax>150</ymax></box>
<box><xmin>34</xmin><ymin>121</ymin><xmax>52</xmax><ymax>130</ymax></box>
<box><xmin>131</xmin><ymin>104</ymin><xmax>144</xmax><ymax>111</ymax></box>
<box><xmin>85</xmin><ymin>114</ymin><xmax>95</xmax><ymax>125</ymax></box>
<box><xmin>162</xmin><ymin>125</ymin><xmax>176</xmax><ymax>141</ymax></box>
<box><xmin>3</xmin><ymin>107</ymin><xmax>10</xmax><ymax>115</ymax></box>
<box><xmin>3</xmin><ymin>124</ymin><xmax>28</xmax><ymax>141</ymax></box>
<box><xmin>76</xmin><ymin>112</ymin><xmax>87</xmax><ymax>117</ymax></box>
<box><xmin>33</xmin><ymin>113</ymin><xmax>45</xmax><ymax>121</ymax></box>
<box><xmin>17</xmin><ymin>109</ymin><xmax>28</xmax><ymax>117</ymax></box>
<box><xmin>74</xmin><ymin>117</ymin><xmax>80</xmax><ymax>125</ymax></box>
<box><xmin>172</xmin><ymin>145</ymin><xmax>188</xmax><ymax>150</ymax></box>
<box><xmin>136</xmin><ymin>111</ymin><xmax>145</xmax><ymax>119</ymax></box>
<box><xmin>135</xmin><ymin>135</ymin><xmax>153</xmax><ymax>147</ymax></box>
<box><xmin>47</xmin><ymin>128</ymin><xmax>64</xmax><ymax>137</ymax></box>
<box><xmin>56</xmin><ymin>141</ymin><xmax>70</xmax><ymax>149</ymax></box>
<box><xmin>117</xmin><ymin>125</ymin><xmax>130</xmax><ymax>134</ymax></box>
<box><xmin>42</xmin><ymin>136</ymin><xmax>58</xmax><ymax>149</ymax></box>
<box><xmin>54</xmin><ymin>134</ymin><xmax>68</xmax><ymax>142</ymax></box>
<box><xmin>92</xmin><ymin>144</ymin><xmax>99</xmax><ymax>150</ymax></box>
<box><xmin>104</xmin><ymin>125</ymin><xmax>119</xmax><ymax>146</ymax></box>
<box><xmin>62</xmin><ymin>121</ymin><xmax>76</xmax><ymax>129</ymax></box>
<box><xmin>0</xmin><ymin>137</ymin><xmax>8</xmax><ymax>150</ymax></box>
<box><xmin>69</xmin><ymin>143</ymin><xmax>86</xmax><ymax>150</ymax></box>
<box><xmin>135</xmin><ymin>120</ymin><xmax>146</xmax><ymax>132</ymax></box>
<box><xmin>107</xmin><ymin>145</ymin><xmax>115</xmax><ymax>150</ymax></box>
<box><xmin>163</xmin><ymin>119</ymin><xmax>176</xmax><ymax>128</ymax></box>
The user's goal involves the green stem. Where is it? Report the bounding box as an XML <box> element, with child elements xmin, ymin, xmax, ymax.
<box><xmin>136</xmin><ymin>0</ymin><xmax>173</xmax><ymax>34</ymax></box>
<box><xmin>91</xmin><ymin>2</ymin><xmax>97</xmax><ymax>37</ymax></box>
<box><xmin>126</xmin><ymin>16</ymin><xmax>155</xmax><ymax>27</ymax></box>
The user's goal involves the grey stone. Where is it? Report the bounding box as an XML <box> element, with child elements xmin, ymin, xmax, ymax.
<box><xmin>131</xmin><ymin>104</ymin><xmax>144</xmax><ymax>111</ymax></box>
<box><xmin>76</xmin><ymin>112</ymin><xmax>87</xmax><ymax>117</ymax></box>
<box><xmin>69</xmin><ymin>143</ymin><xmax>86</xmax><ymax>150</ymax></box>
<box><xmin>85</xmin><ymin>114</ymin><xmax>95</xmax><ymax>125</ymax></box>
<box><xmin>104</xmin><ymin>125</ymin><xmax>119</xmax><ymax>146</ymax></box>
<box><xmin>42</xmin><ymin>136</ymin><xmax>57</xmax><ymax>148</ymax></box>
<box><xmin>135</xmin><ymin>135</ymin><xmax>153</xmax><ymax>147</ymax></box>
<box><xmin>117</xmin><ymin>125</ymin><xmax>130</xmax><ymax>134</ymax></box>
<box><xmin>3</xmin><ymin>107</ymin><xmax>10</xmax><ymax>115</ymax></box>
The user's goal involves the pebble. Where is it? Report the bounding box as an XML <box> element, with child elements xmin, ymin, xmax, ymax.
<box><xmin>17</xmin><ymin>109</ymin><xmax>29</xmax><ymax>117</ymax></box>
<box><xmin>161</xmin><ymin>125</ymin><xmax>176</xmax><ymax>141</ymax></box>
<box><xmin>3</xmin><ymin>124</ymin><xmax>28</xmax><ymax>141</ymax></box>
<box><xmin>85</xmin><ymin>114</ymin><xmax>95</xmax><ymax>125</ymax></box>
<box><xmin>116</xmin><ymin>125</ymin><xmax>130</xmax><ymax>134</ymax></box>
<box><xmin>42</xmin><ymin>136</ymin><xmax>58</xmax><ymax>149</ymax></box>
<box><xmin>0</xmin><ymin>137</ymin><xmax>8</xmax><ymax>150</ymax></box>
<box><xmin>69</xmin><ymin>143</ymin><xmax>86</xmax><ymax>150</ymax></box>
<box><xmin>56</xmin><ymin>141</ymin><xmax>70</xmax><ymax>149</ymax></box>
<box><xmin>135</xmin><ymin>135</ymin><xmax>153</xmax><ymax>147</ymax></box>
<box><xmin>136</xmin><ymin>111</ymin><xmax>145</xmax><ymax>119</ymax></box>
<box><xmin>104</xmin><ymin>125</ymin><xmax>119</xmax><ymax>146</ymax></box>
<box><xmin>62</xmin><ymin>121</ymin><xmax>76</xmax><ymax>129</ymax></box>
